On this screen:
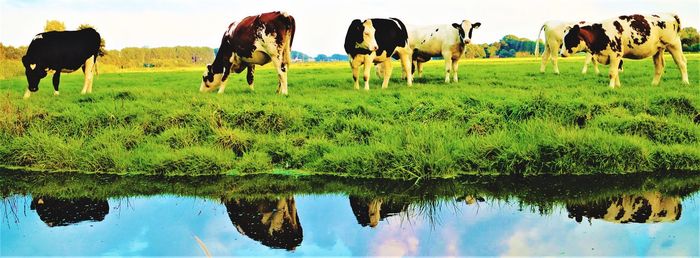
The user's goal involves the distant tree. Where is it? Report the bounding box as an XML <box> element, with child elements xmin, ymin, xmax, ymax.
<box><xmin>315</xmin><ymin>54</ymin><xmax>329</xmax><ymax>62</ymax></box>
<box><xmin>680</xmin><ymin>27</ymin><xmax>700</xmax><ymax>52</ymax></box>
<box><xmin>330</xmin><ymin>54</ymin><xmax>348</xmax><ymax>61</ymax></box>
<box><xmin>464</xmin><ymin>44</ymin><xmax>486</xmax><ymax>58</ymax></box>
<box><xmin>44</xmin><ymin>20</ymin><xmax>65</xmax><ymax>32</ymax></box>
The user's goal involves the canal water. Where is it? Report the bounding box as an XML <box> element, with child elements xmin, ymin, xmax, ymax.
<box><xmin>1</xmin><ymin>171</ymin><xmax>698</xmax><ymax>256</ymax></box>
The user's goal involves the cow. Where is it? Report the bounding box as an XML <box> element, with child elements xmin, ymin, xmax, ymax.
<box><xmin>349</xmin><ymin>196</ymin><xmax>408</xmax><ymax>228</ymax></box>
<box><xmin>407</xmin><ymin>20</ymin><xmax>481</xmax><ymax>83</ymax></box>
<box><xmin>561</xmin><ymin>14</ymin><xmax>689</xmax><ymax>88</ymax></box>
<box><xmin>344</xmin><ymin>18</ymin><xmax>413</xmax><ymax>90</ymax></box>
<box><xmin>567</xmin><ymin>192</ymin><xmax>681</xmax><ymax>224</ymax></box>
<box><xmin>21</xmin><ymin>28</ymin><xmax>103</xmax><ymax>99</ymax></box>
<box><xmin>224</xmin><ymin>197</ymin><xmax>302</xmax><ymax>250</ymax></box>
<box><xmin>201</xmin><ymin>11</ymin><xmax>295</xmax><ymax>95</ymax></box>
<box><xmin>30</xmin><ymin>197</ymin><xmax>109</xmax><ymax>227</ymax></box>
<box><xmin>536</xmin><ymin>21</ymin><xmax>602</xmax><ymax>75</ymax></box>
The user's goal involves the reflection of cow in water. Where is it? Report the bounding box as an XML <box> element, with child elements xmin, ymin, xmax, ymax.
<box><xmin>224</xmin><ymin>197</ymin><xmax>302</xmax><ymax>251</ymax></box>
<box><xmin>567</xmin><ymin>192</ymin><xmax>681</xmax><ymax>224</ymax></box>
<box><xmin>30</xmin><ymin>197</ymin><xmax>109</xmax><ymax>227</ymax></box>
<box><xmin>349</xmin><ymin>196</ymin><xmax>408</xmax><ymax>228</ymax></box>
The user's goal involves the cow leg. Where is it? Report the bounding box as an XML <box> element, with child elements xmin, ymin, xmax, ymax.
<box><xmin>350</xmin><ymin>55</ymin><xmax>363</xmax><ymax>90</ymax></box>
<box><xmin>443</xmin><ymin>51</ymin><xmax>453</xmax><ymax>83</ymax></box>
<box><xmin>594</xmin><ymin>55</ymin><xmax>600</xmax><ymax>74</ymax></box>
<box><xmin>397</xmin><ymin>50</ymin><xmax>413</xmax><ymax>86</ymax></box>
<box><xmin>652</xmin><ymin>49</ymin><xmax>666</xmax><ymax>86</ymax></box>
<box><xmin>362</xmin><ymin>54</ymin><xmax>374</xmax><ymax>90</ymax></box>
<box><xmin>52</xmin><ymin>71</ymin><xmax>61</xmax><ymax>96</ymax></box>
<box><xmin>82</xmin><ymin>55</ymin><xmax>95</xmax><ymax>94</ymax></box>
<box><xmin>540</xmin><ymin>46</ymin><xmax>550</xmax><ymax>73</ymax></box>
<box><xmin>246</xmin><ymin>65</ymin><xmax>255</xmax><ymax>91</ymax></box>
<box><xmin>667</xmin><ymin>40</ymin><xmax>689</xmax><ymax>85</ymax></box>
<box><xmin>451</xmin><ymin>58</ymin><xmax>459</xmax><ymax>83</ymax></box>
<box><xmin>417</xmin><ymin>62</ymin><xmax>424</xmax><ymax>78</ymax></box>
<box><xmin>550</xmin><ymin>44</ymin><xmax>561</xmax><ymax>75</ymax></box>
<box><xmin>380</xmin><ymin>60</ymin><xmax>392</xmax><ymax>89</ymax></box>
<box><xmin>608</xmin><ymin>55</ymin><xmax>622</xmax><ymax>88</ymax></box>
<box><xmin>271</xmin><ymin>55</ymin><xmax>289</xmax><ymax>95</ymax></box>
<box><xmin>582</xmin><ymin>53</ymin><xmax>592</xmax><ymax>74</ymax></box>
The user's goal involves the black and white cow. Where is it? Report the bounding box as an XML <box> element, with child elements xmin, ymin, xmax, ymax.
<box><xmin>567</xmin><ymin>192</ymin><xmax>681</xmax><ymax>224</ymax></box>
<box><xmin>561</xmin><ymin>14</ymin><xmax>689</xmax><ymax>88</ymax></box>
<box><xmin>21</xmin><ymin>28</ymin><xmax>103</xmax><ymax>99</ymax></box>
<box><xmin>408</xmin><ymin>20</ymin><xmax>481</xmax><ymax>83</ymax></box>
<box><xmin>536</xmin><ymin>21</ymin><xmax>601</xmax><ymax>74</ymax></box>
<box><xmin>201</xmin><ymin>11</ymin><xmax>295</xmax><ymax>95</ymax></box>
<box><xmin>344</xmin><ymin>18</ymin><xmax>413</xmax><ymax>90</ymax></box>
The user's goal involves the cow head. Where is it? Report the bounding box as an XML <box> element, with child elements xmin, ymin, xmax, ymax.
<box><xmin>560</xmin><ymin>25</ymin><xmax>588</xmax><ymax>57</ymax></box>
<box><xmin>200</xmin><ymin>64</ymin><xmax>224</xmax><ymax>92</ymax></box>
<box><xmin>346</xmin><ymin>19</ymin><xmax>379</xmax><ymax>52</ymax></box>
<box><xmin>22</xmin><ymin>55</ymin><xmax>46</xmax><ymax>92</ymax></box>
<box><xmin>452</xmin><ymin>20</ymin><xmax>481</xmax><ymax>45</ymax></box>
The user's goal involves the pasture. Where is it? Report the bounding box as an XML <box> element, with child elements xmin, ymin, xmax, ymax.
<box><xmin>0</xmin><ymin>55</ymin><xmax>698</xmax><ymax>179</ymax></box>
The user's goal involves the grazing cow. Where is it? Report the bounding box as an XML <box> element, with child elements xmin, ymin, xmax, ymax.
<box><xmin>567</xmin><ymin>192</ymin><xmax>681</xmax><ymax>224</ymax></box>
<box><xmin>408</xmin><ymin>20</ymin><xmax>481</xmax><ymax>83</ymax></box>
<box><xmin>349</xmin><ymin>196</ymin><xmax>408</xmax><ymax>228</ymax></box>
<box><xmin>201</xmin><ymin>11</ymin><xmax>295</xmax><ymax>95</ymax></box>
<box><xmin>21</xmin><ymin>28</ymin><xmax>103</xmax><ymax>99</ymax></box>
<box><xmin>536</xmin><ymin>21</ymin><xmax>603</xmax><ymax>74</ymax></box>
<box><xmin>344</xmin><ymin>18</ymin><xmax>413</xmax><ymax>90</ymax></box>
<box><xmin>224</xmin><ymin>197</ymin><xmax>302</xmax><ymax>250</ymax></box>
<box><xmin>561</xmin><ymin>14</ymin><xmax>689</xmax><ymax>88</ymax></box>
<box><xmin>30</xmin><ymin>197</ymin><xmax>109</xmax><ymax>227</ymax></box>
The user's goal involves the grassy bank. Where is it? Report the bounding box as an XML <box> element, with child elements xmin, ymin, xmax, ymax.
<box><xmin>2</xmin><ymin>168</ymin><xmax>699</xmax><ymax>215</ymax></box>
<box><xmin>0</xmin><ymin>55</ymin><xmax>698</xmax><ymax>179</ymax></box>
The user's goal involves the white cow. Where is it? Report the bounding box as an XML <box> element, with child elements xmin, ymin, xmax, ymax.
<box><xmin>407</xmin><ymin>20</ymin><xmax>481</xmax><ymax>83</ymax></box>
<box><xmin>561</xmin><ymin>13</ymin><xmax>689</xmax><ymax>88</ymax></box>
<box><xmin>535</xmin><ymin>21</ymin><xmax>600</xmax><ymax>74</ymax></box>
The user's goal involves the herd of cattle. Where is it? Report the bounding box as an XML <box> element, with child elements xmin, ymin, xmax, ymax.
<box><xmin>20</xmin><ymin>11</ymin><xmax>690</xmax><ymax>98</ymax></box>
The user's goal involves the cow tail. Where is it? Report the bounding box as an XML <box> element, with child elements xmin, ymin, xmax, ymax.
<box><xmin>93</xmin><ymin>55</ymin><xmax>99</xmax><ymax>76</ymax></box>
<box><xmin>535</xmin><ymin>24</ymin><xmax>545</xmax><ymax>57</ymax></box>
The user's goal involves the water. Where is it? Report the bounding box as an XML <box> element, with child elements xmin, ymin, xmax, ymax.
<box><xmin>1</xmin><ymin>171</ymin><xmax>699</xmax><ymax>256</ymax></box>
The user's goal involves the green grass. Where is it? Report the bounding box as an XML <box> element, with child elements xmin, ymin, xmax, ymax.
<box><xmin>0</xmin><ymin>55</ymin><xmax>698</xmax><ymax>179</ymax></box>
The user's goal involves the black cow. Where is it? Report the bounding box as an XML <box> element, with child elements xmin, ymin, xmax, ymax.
<box><xmin>30</xmin><ymin>197</ymin><xmax>109</xmax><ymax>227</ymax></box>
<box><xmin>21</xmin><ymin>28</ymin><xmax>103</xmax><ymax>99</ymax></box>
<box><xmin>344</xmin><ymin>18</ymin><xmax>413</xmax><ymax>90</ymax></box>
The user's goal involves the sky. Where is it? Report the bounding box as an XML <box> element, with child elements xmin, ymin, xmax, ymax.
<box><xmin>1</xmin><ymin>0</ymin><xmax>699</xmax><ymax>56</ymax></box>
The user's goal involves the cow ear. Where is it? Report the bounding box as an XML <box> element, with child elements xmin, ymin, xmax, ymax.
<box><xmin>571</xmin><ymin>25</ymin><xmax>580</xmax><ymax>34</ymax></box>
<box><xmin>206</xmin><ymin>64</ymin><xmax>212</xmax><ymax>72</ymax></box>
<box><xmin>472</xmin><ymin>22</ymin><xmax>481</xmax><ymax>29</ymax></box>
<box><xmin>351</xmin><ymin>19</ymin><xmax>363</xmax><ymax>31</ymax></box>
<box><xmin>452</xmin><ymin>23</ymin><xmax>460</xmax><ymax>29</ymax></box>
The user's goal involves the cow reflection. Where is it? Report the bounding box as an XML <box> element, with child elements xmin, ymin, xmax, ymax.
<box><xmin>224</xmin><ymin>197</ymin><xmax>302</xmax><ymax>250</ymax></box>
<box><xmin>349</xmin><ymin>196</ymin><xmax>408</xmax><ymax>228</ymax></box>
<box><xmin>567</xmin><ymin>192</ymin><xmax>681</xmax><ymax>224</ymax></box>
<box><xmin>30</xmin><ymin>197</ymin><xmax>109</xmax><ymax>227</ymax></box>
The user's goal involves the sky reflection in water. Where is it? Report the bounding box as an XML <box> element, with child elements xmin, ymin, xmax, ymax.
<box><xmin>2</xmin><ymin>192</ymin><xmax>698</xmax><ymax>256</ymax></box>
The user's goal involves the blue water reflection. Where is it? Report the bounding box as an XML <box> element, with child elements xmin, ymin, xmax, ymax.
<box><xmin>2</xmin><ymin>192</ymin><xmax>698</xmax><ymax>256</ymax></box>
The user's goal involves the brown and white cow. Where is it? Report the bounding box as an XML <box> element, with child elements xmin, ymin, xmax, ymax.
<box><xmin>535</xmin><ymin>21</ymin><xmax>601</xmax><ymax>75</ymax></box>
<box><xmin>344</xmin><ymin>18</ymin><xmax>413</xmax><ymax>90</ymax></box>
<box><xmin>201</xmin><ymin>11</ymin><xmax>295</xmax><ymax>95</ymax></box>
<box><xmin>408</xmin><ymin>20</ymin><xmax>481</xmax><ymax>83</ymax></box>
<box><xmin>561</xmin><ymin>13</ymin><xmax>689</xmax><ymax>88</ymax></box>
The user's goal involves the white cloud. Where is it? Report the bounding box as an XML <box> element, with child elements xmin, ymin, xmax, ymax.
<box><xmin>1</xmin><ymin>0</ymin><xmax>698</xmax><ymax>56</ymax></box>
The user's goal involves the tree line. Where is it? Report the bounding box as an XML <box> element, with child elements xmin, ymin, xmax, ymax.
<box><xmin>2</xmin><ymin>20</ymin><xmax>699</xmax><ymax>66</ymax></box>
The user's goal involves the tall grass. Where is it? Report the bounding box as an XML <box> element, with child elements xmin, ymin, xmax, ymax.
<box><xmin>0</xmin><ymin>55</ymin><xmax>698</xmax><ymax>179</ymax></box>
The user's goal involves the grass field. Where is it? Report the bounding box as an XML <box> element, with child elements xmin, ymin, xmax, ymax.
<box><xmin>0</xmin><ymin>55</ymin><xmax>698</xmax><ymax>179</ymax></box>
